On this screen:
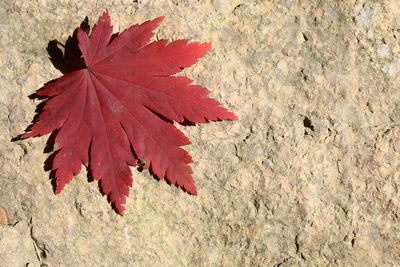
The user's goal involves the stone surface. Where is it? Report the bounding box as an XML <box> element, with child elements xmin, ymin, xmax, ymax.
<box><xmin>1</xmin><ymin>0</ymin><xmax>400</xmax><ymax>266</ymax></box>
<box><xmin>0</xmin><ymin>221</ymin><xmax>38</xmax><ymax>266</ymax></box>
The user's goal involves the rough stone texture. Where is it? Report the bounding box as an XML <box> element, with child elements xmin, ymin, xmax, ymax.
<box><xmin>0</xmin><ymin>221</ymin><xmax>38</xmax><ymax>266</ymax></box>
<box><xmin>1</xmin><ymin>0</ymin><xmax>400</xmax><ymax>266</ymax></box>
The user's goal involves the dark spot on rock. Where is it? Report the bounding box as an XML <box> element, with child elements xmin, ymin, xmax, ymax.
<box><xmin>303</xmin><ymin>117</ymin><xmax>314</xmax><ymax>135</ymax></box>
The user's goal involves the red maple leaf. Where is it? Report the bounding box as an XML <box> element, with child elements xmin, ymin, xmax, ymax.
<box><xmin>23</xmin><ymin>11</ymin><xmax>237</xmax><ymax>213</ymax></box>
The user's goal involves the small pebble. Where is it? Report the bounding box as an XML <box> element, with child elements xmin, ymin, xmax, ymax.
<box><xmin>0</xmin><ymin>207</ymin><xmax>9</xmax><ymax>225</ymax></box>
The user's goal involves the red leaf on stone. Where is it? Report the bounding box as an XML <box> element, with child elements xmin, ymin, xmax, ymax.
<box><xmin>23</xmin><ymin>11</ymin><xmax>237</xmax><ymax>214</ymax></box>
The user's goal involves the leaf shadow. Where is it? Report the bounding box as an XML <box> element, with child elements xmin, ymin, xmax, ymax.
<box><xmin>47</xmin><ymin>17</ymin><xmax>89</xmax><ymax>74</ymax></box>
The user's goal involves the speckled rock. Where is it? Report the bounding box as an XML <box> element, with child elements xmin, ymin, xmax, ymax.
<box><xmin>1</xmin><ymin>0</ymin><xmax>400</xmax><ymax>266</ymax></box>
<box><xmin>0</xmin><ymin>221</ymin><xmax>38</xmax><ymax>266</ymax></box>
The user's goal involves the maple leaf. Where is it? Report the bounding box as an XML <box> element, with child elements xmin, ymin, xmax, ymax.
<box><xmin>22</xmin><ymin>11</ymin><xmax>237</xmax><ymax>214</ymax></box>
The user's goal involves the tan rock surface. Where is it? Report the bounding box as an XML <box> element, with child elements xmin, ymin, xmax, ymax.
<box><xmin>1</xmin><ymin>0</ymin><xmax>400</xmax><ymax>265</ymax></box>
